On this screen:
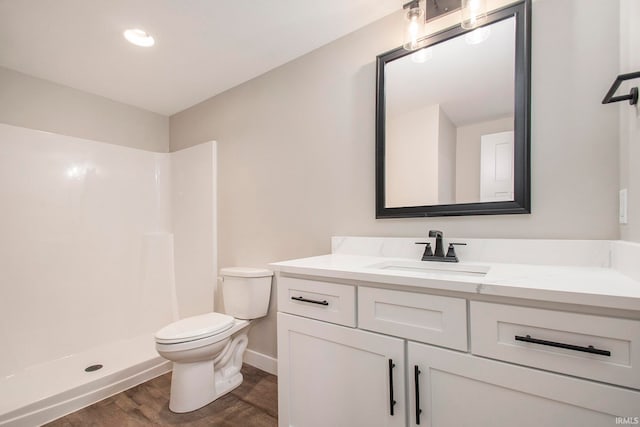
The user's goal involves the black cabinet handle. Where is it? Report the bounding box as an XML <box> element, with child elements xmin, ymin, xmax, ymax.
<box><xmin>515</xmin><ymin>334</ymin><xmax>611</xmax><ymax>356</ymax></box>
<box><xmin>388</xmin><ymin>359</ymin><xmax>396</xmax><ymax>416</ymax></box>
<box><xmin>414</xmin><ymin>365</ymin><xmax>422</xmax><ymax>425</ymax></box>
<box><xmin>290</xmin><ymin>296</ymin><xmax>329</xmax><ymax>306</ymax></box>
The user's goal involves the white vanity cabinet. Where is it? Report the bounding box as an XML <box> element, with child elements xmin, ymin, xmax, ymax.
<box><xmin>276</xmin><ymin>276</ymin><xmax>640</xmax><ymax>427</ymax></box>
<box><xmin>470</xmin><ymin>301</ymin><xmax>640</xmax><ymax>389</ymax></box>
<box><xmin>277</xmin><ymin>312</ymin><xmax>406</xmax><ymax>427</ymax></box>
<box><xmin>408</xmin><ymin>342</ymin><xmax>639</xmax><ymax>427</ymax></box>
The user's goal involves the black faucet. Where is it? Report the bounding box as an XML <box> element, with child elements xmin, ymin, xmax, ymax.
<box><xmin>428</xmin><ymin>230</ymin><xmax>445</xmax><ymax>257</ymax></box>
<box><xmin>415</xmin><ymin>230</ymin><xmax>466</xmax><ymax>263</ymax></box>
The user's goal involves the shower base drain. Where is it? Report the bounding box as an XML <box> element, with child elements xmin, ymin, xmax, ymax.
<box><xmin>84</xmin><ymin>364</ymin><xmax>103</xmax><ymax>372</ymax></box>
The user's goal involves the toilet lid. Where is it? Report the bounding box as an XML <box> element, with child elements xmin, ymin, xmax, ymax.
<box><xmin>155</xmin><ymin>313</ymin><xmax>234</xmax><ymax>343</ymax></box>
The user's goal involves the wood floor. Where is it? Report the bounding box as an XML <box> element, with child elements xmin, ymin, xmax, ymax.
<box><xmin>46</xmin><ymin>365</ymin><xmax>278</xmax><ymax>427</ymax></box>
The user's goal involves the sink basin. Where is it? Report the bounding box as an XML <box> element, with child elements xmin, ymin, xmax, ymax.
<box><xmin>368</xmin><ymin>260</ymin><xmax>490</xmax><ymax>277</ymax></box>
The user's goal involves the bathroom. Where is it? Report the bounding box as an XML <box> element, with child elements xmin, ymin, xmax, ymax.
<box><xmin>0</xmin><ymin>0</ymin><xmax>638</xmax><ymax>425</ymax></box>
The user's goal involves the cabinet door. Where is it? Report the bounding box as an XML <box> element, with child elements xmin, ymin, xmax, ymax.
<box><xmin>408</xmin><ymin>342</ymin><xmax>640</xmax><ymax>427</ymax></box>
<box><xmin>277</xmin><ymin>312</ymin><xmax>405</xmax><ymax>427</ymax></box>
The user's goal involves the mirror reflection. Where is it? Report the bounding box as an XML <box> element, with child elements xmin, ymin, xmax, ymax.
<box><xmin>384</xmin><ymin>17</ymin><xmax>516</xmax><ymax>208</ymax></box>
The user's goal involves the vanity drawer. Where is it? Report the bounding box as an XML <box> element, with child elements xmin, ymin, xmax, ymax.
<box><xmin>358</xmin><ymin>286</ymin><xmax>467</xmax><ymax>351</ymax></box>
<box><xmin>277</xmin><ymin>276</ymin><xmax>356</xmax><ymax>327</ymax></box>
<box><xmin>470</xmin><ymin>301</ymin><xmax>640</xmax><ymax>389</ymax></box>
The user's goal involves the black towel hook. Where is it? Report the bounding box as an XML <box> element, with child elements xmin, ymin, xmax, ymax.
<box><xmin>602</xmin><ymin>71</ymin><xmax>640</xmax><ymax>105</ymax></box>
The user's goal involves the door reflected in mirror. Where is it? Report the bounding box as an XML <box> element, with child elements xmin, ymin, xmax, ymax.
<box><xmin>376</xmin><ymin>0</ymin><xmax>530</xmax><ymax>218</ymax></box>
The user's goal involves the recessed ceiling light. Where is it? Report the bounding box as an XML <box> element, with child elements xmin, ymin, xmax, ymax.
<box><xmin>124</xmin><ymin>29</ymin><xmax>155</xmax><ymax>47</ymax></box>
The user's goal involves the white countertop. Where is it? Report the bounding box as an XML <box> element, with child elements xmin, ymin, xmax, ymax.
<box><xmin>271</xmin><ymin>254</ymin><xmax>640</xmax><ymax>311</ymax></box>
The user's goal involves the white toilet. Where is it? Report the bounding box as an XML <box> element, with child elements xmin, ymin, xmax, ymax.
<box><xmin>155</xmin><ymin>267</ymin><xmax>273</xmax><ymax>413</ymax></box>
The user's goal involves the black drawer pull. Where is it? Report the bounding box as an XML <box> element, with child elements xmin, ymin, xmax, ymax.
<box><xmin>291</xmin><ymin>296</ymin><xmax>329</xmax><ymax>306</ymax></box>
<box><xmin>388</xmin><ymin>359</ymin><xmax>396</xmax><ymax>416</ymax></box>
<box><xmin>515</xmin><ymin>334</ymin><xmax>611</xmax><ymax>356</ymax></box>
<box><xmin>414</xmin><ymin>365</ymin><xmax>422</xmax><ymax>425</ymax></box>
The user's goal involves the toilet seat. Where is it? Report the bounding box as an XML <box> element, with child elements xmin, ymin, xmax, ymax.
<box><xmin>155</xmin><ymin>312</ymin><xmax>235</xmax><ymax>344</ymax></box>
<box><xmin>156</xmin><ymin>319</ymin><xmax>250</xmax><ymax>354</ymax></box>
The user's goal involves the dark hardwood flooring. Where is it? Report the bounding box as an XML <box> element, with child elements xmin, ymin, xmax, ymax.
<box><xmin>46</xmin><ymin>365</ymin><xmax>277</xmax><ymax>427</ymax></box>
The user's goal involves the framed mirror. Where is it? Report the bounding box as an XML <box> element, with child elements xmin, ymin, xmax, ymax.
<box><xmin>376</xmin><ymin>0</ymin><xmax>531</xmax><ymax>218</ymax></box>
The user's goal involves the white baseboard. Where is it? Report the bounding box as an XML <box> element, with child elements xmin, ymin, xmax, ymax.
<box><xmin>243</xmin><ymin>349</ymin><xmax>277</xmax><ymax>376</ymax></box>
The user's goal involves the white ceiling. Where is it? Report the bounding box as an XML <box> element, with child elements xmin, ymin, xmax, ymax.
<box><xmin>0</xmin><ymin>0</ymin><xmax>399</xmax><ymax>115</ymax></box>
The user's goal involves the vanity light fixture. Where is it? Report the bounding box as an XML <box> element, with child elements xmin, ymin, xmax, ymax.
<box><xmin>461</xmin><ymin>0</ymin><xmax>487</xmax><ymax>29</ymax></box>
<box><xmin>123</xmin><ymin>29</ymin><xmax>155</xmax><ymax>47</ymax></box>
<box><xmin>402</xmin><ymin>0</ymin><xmax>426</xmax><ymax>51</ymax></box>
<box><xmin>402</xmin><ymin>0</ymin><xmax>488</xmax><ymax>51</ymax></box>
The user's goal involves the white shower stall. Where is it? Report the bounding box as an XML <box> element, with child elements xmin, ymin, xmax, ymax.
<box><xmin>0</xmin><ymin>123</ymin><xmax>216</xmax><ymax>426</ymax></box>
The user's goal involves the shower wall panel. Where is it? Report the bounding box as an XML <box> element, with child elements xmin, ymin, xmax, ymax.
<box><xmin>0</xmin><ymin>124</ymin><xmax>176</xmax><ymax>376</ymax></box>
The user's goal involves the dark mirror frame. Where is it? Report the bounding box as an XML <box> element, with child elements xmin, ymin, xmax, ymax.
<box><xmin>375</xmin><ymin>0</ymin><xmax>531</xmax><ymax>218</ymax></box>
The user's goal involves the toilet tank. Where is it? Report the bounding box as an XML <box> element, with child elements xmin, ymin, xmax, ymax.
<box><xmin>220</xmin><ymin>267</ymin><xmax>273</xmax><ymax>320</ymax></box>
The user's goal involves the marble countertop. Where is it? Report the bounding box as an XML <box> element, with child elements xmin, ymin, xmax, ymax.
<box><xmin>271</xmin><ymin>254</ymin><xmax>640</xmax><ymax>311</ymax></box>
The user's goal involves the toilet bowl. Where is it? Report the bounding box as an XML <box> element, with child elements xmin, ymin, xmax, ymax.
<box><xmin>155</xmin><ymin>267</ymin><xmax>272</xmax><ymax>413</ymax></box>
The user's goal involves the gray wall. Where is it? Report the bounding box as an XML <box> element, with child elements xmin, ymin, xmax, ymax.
<box><xmin>170</xmin><ymin>0</ymin><xmax>620</xmax><ymax>359</ymax></box>
<box><xmin>386</xmin><ymin>103</ymin><xmax>439</xmax><ymax>207</ymax></box>
<box><xmin>620</xmin><ymin>0</ymin><xmax>640</xmax><ymax>242</ymax></box>
<box><xmin>0</xmin><ymin>67</ymin><xmax>169</xmax><ymax>152</ymax></box>
<box><xmin>438</xmin><ymin>108</ymin><xmax>456</xmax><ymax>204</ymax></box>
